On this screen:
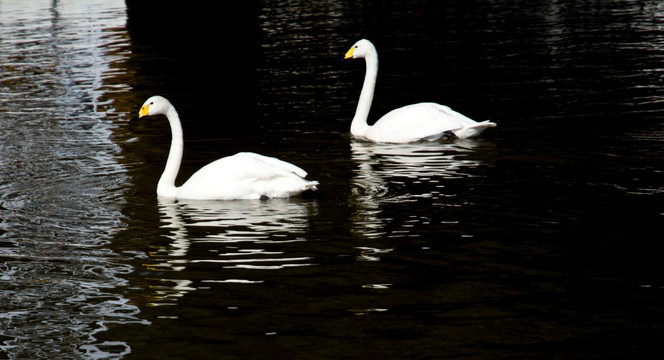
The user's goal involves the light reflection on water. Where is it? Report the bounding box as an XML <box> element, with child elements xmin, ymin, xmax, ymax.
<box><xmin>140</xmin><ymin>198</ymin><xmax>318</xmax><ymax>306</ymax></box>
<box><xmin>349</xmin><ymin>139</ymin><xmax>487</xmax><ymax>240</ymax></box>
<box><xmin>351</xmin><ymin>139</ymin><xmax>484</xmax><ymax>195</ymax></box>
<box><xmin>0</xmin><ymin>1</ymin><xmax>147</xmax><ymax>358</ymax></box>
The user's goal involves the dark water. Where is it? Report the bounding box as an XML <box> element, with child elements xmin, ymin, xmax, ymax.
<box><xmin>2</xmin><ymin>0</ymin><xmax>664</xmax><ymax>359</ymax></box>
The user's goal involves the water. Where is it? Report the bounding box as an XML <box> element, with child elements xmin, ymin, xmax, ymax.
<box><xmin>0</xmin><ymin>0</ymin><xmax>146</xmax><ymax>358</ymax></box>
<box><xmin>2</xmin><ymin>0</ymin><xmax>664</xmax><ymax>359</ymax></box>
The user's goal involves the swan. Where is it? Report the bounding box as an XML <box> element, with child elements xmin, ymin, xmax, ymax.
<box><xmin>344</xmin><ymin>39</ymin><xmax>496</xmax><ymax>143</ymax></box>
<box><xmin>132</xmin><ymin>95</ymin><xmax>319</xmax><ymax>200</ymax></box>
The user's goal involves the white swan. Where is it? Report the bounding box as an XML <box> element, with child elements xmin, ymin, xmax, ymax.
<box><xmin>344</xmin><ymin>39</ymin><xmax>496</xmax><ymax>143</ymax></box>
<box><xmin>134</xmin><ymin>96</ymin><xmax>319</xmax><ymax>200</ymax></box>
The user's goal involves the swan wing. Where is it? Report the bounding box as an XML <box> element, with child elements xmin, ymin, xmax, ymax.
<box><xmin>365</xmin><ymin>103</ymin><xmax>495</xmax><ymax>142</ymax></box>
<box><xmin>178</xmin><ymin>152</ymin><xmax>317</xmax><ymax>200</ymax></box>
<box><xmin>426</xmin><ymin>103</ymin><xmax>496</xmax><ymax>138</ymax></box>
<box><xmin>365</xmin><ymin>103</ymin><xmax>461</xmax><ymax>142</ymax></box>
<box><xmin>186</xmin><ymin>152</ymin><xmax>307</xmax><ymax>182</ymax></box>
<box><xmin>235</xmin><ymin>152</ymin><xmax>309</xmax><ymax>178</ymax></box>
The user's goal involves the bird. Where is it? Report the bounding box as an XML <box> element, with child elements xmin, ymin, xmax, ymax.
<box><xmin>343</xmin><ymin>39</ymin><xmax>496</xmax><ymax>143</ymax></box>
<box><xmin>132</xmin><ymin>95</ymin><xmax>318</xmax><ymax>200</ymax></box>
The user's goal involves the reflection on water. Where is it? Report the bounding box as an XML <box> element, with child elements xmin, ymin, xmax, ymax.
<box><xmin>350</xmin><ymin>139</ymin><xmax>487</xmax><ymax>239</ymax></box>
<box><xmin>0</xmin><ymin>1</ymin><xmax>147</xmax><ymax>358</ymax></box>
<box><xmin>351</xmin><ymin>139</ymin><xmax>484</xmax><ymax>197</ymax></box>
<box><xmin>141</xmin><ymin>198</ymin><xmax>318</xmax><ymax>306</ymax></box>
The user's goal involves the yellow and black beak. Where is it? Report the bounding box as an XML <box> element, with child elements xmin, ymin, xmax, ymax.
<box><xmin>130</xmin><ymin>103</ymin><xmax>150</xmax><ymax>124</ymax></box>
<box><xmin>344</xmin><ymin>46</ymin><xmax>355</xmax><ymax>60</ymax></box>
<box><xmin>139</xmin><ymin>103</ymin><xmax>150</xmax><ymax>118</ymax></box>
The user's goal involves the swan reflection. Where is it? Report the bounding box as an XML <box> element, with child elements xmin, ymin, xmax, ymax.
<box><xmin>145</xmin><ymin>197</ymin><xmax>317</xmax><ymax>305</ymax></box>
<box><xmin>350</xmin><ymin>139</ymin><xmax>485</xmax><ymax>239</ymax></box>
<box><xmin>352</xmin><ymin>139</ymin><xmax>483</xmax><ymax>183</ymax></box>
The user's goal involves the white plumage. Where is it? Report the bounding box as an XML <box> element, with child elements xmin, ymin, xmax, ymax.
<box><xmin>135</xmin><ymin>96</ymin><xmax>318</xmax><ymax>200</ymax></box>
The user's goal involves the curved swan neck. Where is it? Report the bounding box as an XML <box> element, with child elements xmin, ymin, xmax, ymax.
<box><xmin>157</xmin><ymin>104</ymin><xmax>183</xmax><ymax>197</ymax></box>
<box><xmin>351</xmin><ymin>48</ymin><xmax>378</xmax><ymax>137</ymax></box>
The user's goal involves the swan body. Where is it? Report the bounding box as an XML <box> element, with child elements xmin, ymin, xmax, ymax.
<box><xmin>135</xmin><ymin>96</ymin><xmax>318</xmax><ymax>200</ymax></box>
<box><xmin>344</xmin><ymin>39</ymin><xmax>496</xmax><ymax>143</ymax></box>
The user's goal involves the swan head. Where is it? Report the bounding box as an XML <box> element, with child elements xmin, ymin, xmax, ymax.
<box><xmin>139</xmin><ymin>95</ymin><xmax>172</xmax><ymax>118</ymax></box>
<box><xmin>344</xmin><ymin>39</ymin><xmax>376</xmax><ymax>60</ymax></box>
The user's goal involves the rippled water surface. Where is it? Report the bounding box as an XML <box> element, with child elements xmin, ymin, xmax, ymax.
<box><xmin>2</xmin><ymin>0</ymin><xmax>664</xmax><ymax>359</ymax></box>
<box><xmin>0</xmin><ymin>0</ymin><xmax>145</xmax><ymax>358</ymax></box>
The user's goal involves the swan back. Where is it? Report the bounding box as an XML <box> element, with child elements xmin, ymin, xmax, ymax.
<box><xmin>367</xmin><ymin>103</ymin><xmax>495</xmax><ymax>142</ymax></box>
<box><xmin>178</xmin><ymin>152</ymin><xmax>318</xmax><ymax>200</ymax></box>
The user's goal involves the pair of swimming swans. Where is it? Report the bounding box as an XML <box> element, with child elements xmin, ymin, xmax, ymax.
<box><xmin>135</xmin><ymin>39</ymin><xmax>495</xmax><ymax>200</ymax></box>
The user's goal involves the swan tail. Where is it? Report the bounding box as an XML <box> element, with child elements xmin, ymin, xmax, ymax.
<box><xmin>303</xmin><ymin>180</ymin><xmax>319</xmax><ymax>191</ymax></box>
<box><xmin>305</xmin><ymin>181</ymin><xmax>319</xmax><ymax>192</ymax></box>
<box><xmin>268</xmin><ymin>179</ymin><xmax>319</xmax><ymax>199</ymax></box>
<box><xmin>454</xmin><ymin>120</ymin><xmax>496</xmax><ymax>139</ymax></box>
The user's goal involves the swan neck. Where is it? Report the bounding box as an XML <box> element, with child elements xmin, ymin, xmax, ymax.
<box><xmin>157</xmin><ymin>105</ymin><xmax>183</xmax><ymax>197</ymax></box>
<box><xmin>351</xmin><ymin>52</ymin><xmax>378</xmax><ymax>137</ymax></box>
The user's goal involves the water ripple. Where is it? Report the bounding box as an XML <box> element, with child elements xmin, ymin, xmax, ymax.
<box><xmin>349</xmin><ymin>139</ymin><xmax>488</xmax><ymax>238</ymax></box>
<box><xmin>134</xmin><ymin>198</ymin><xmax>319</xmax><ymax>306</ymax></box>
<box><xmin>1</xmin><ymin>1</ymin><xmax>147</xmax><ymax>358</ymax></box>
